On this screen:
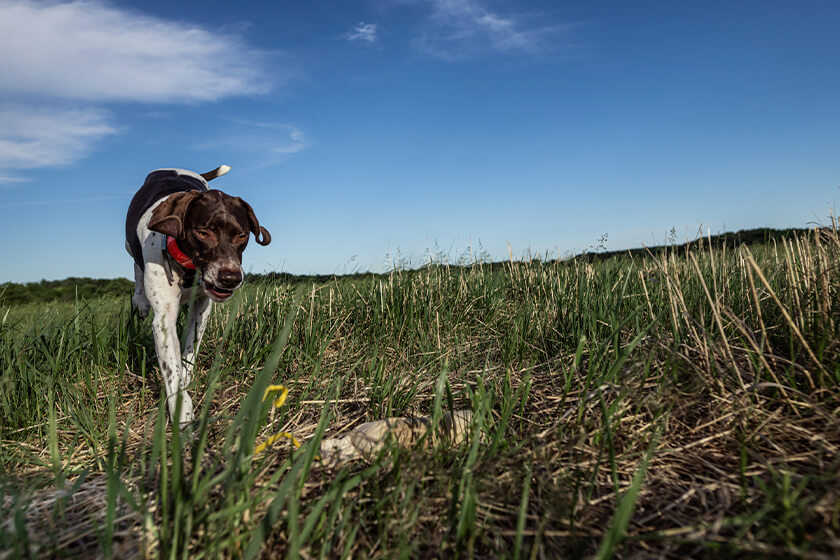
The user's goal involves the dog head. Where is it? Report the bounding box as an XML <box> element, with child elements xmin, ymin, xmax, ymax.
<box><xmin>148</xmin><ymin>190</ymin><xmax>271</xmax><ymax>302</ymax></box>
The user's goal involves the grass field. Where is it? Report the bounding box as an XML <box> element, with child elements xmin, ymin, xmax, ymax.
<box><xmin>1</xmin><ymin>229</ymin><xmax>839</xmax><ymax>559</ymax></box>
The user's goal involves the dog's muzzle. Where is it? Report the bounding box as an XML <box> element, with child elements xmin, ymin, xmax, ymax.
<box><xmin>201</xmin><ymin>267</ymin><xmax>242</xmax><ymax>302</ymax></box>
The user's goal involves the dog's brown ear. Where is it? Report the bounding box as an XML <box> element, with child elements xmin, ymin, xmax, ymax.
<box><xmin>235</xmin><ymin>197</ymin><xmax>271</xmax><ymax>246</ymax></box>
<box><xmin>148</xmin><ymin>191</ymin><xmax>201</xmax><ymax>238</ymax></box>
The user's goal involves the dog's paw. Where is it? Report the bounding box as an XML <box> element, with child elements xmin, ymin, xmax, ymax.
<box><xmin>131</xmin><ymin>299</ymin><xmax>150</xmax><ymax>319</ymax></box>
<box><xmin>178</xmin><ymin>408</ymin><xmax>195</xmax><ymax>428</ymax></box>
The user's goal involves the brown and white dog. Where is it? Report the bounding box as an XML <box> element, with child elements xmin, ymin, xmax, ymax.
<box><xmin>125</xmin><ymin>165</ymin><xmax>270</xmax><ymax>427</ymax></box>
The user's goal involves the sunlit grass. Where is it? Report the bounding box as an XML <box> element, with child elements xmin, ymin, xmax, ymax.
<box><xmin>1</xmin><ymin>228</ymin><xmax>839</xmax><ymax>558</ymax></box>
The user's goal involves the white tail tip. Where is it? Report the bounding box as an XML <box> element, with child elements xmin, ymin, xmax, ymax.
<box><xmin>201</xmin><ymin>164</ymin><xmax>232</xmax><ymax>181</ymax></box>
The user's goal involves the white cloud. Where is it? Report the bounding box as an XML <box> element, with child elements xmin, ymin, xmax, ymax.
<box><xmin>0</xmin><ymin>175</ymin><xmax>32</xmax><ymax>187</ymax></box>
<box><xmin>345</xmin><ymin>22</ymin><xmax>379</xmax><ymax>44</ymax></box>
<box><xmin>0</xmin><ymin>0</ymin><xmax>269</xmax><ymax>102</ymax></box>
<box><xmin>272</xmin><ymin>127</ymin><xmax>308</xmax><ymax>155</ymax></box>
<box><xmin>0</xmin><ymin>194</ymin><xmax>125</xmax><ymax>208</ymax></box>
<box><xmin>409</xmin><ymin>0</ymin><xmax>579</xmax><ymax>61</ymax></box>
<box><xmin>195</xmin><ymin>120</ymin><xmax>309</xmax><ymax>164</ymax></box>
<box><xmin>0</xmin><ymin>1</ymin><xmax>273</xmax><ymax>174</ymax></box>
<box><xmin>0</xmin><ymin>104</ymin><xmax>116</xmax><ymax>169</ymax></box>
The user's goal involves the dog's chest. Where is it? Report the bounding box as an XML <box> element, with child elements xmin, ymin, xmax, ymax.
<box><xmin>179</xmin><ymin>284</ymin><xmax>207</xmax><ymax>305</ymax></box>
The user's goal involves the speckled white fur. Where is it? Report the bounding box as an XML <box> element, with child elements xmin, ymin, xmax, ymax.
<box><xmin>129</xmin><ymin>196</ymin><xmax>212</xmax><ymax>429</ymax></box>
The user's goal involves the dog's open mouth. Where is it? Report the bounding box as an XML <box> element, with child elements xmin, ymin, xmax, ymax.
<box><xmin>204</xmin><ymin>283</ymin><xmax>235</xmax><ymax>301</ymax></box>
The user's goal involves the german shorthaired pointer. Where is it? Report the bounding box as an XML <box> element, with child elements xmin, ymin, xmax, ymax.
<box><xmin>126</xmin><ymin>165</ymin><xmax>270</xmax><ymax>427</ymax></box>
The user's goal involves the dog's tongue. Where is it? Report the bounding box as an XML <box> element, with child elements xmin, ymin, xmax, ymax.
<box><xmin>208</xmin><ymin>286</ymin><xmax>233</xmax><ymax>300</ymax></box>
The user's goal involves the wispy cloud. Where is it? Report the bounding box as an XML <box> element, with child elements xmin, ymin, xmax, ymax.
<box><xmin>271</xmin><ymin>127</ymin><xmax>308</xmax><ymax>155</ymax></box>
<box><xmin>0</xmin><ymin>104</ymin><xmax>116</xmax><ymax>169</ymax></box>
<box><xmin>0</xmin><ymin>194</ymin><xmax>126</xmax><ymax>209</ymax></box>
<box><xmin>0</xmin><ymin>175</ymin><xmax>32</xmax><ymax>188</ymax></box>
<box><xmin>407</xmin><ymin>0</ymin><xmax>580</xmax><ymax>61</ymax></box>
<box><xmin>0</xmin><ymin>0</ymin><xmax>272</xmax><ymax>175</ymax></box>
<box><xmin>345</xmin><ymin>22</ymin><xmax>379</xmax><ymax>44</ymax></box>
<box><xmin>0</xmin><ymin>0</ymin><xmax>269</xmax><ymax>102</ymax></box>
<box><xmin>196</xmin><ymin>120</ymin><xmax>309</xmax><ymax>165</ymax></box>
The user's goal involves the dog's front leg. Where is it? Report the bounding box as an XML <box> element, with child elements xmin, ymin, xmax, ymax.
<box><xmin>145</xmin><ymin>265</ymin><xmax>194</xmax><ymax>427</ymax></box>
<box><xmin>182</xmin><ymin>297</ymin><xmax>212</xmax><ymax>388</ymax></box>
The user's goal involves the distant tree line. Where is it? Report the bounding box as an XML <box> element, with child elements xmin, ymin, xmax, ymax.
<box><xmin>0</xmin><ymin>227</ymin><xmax>817</xmax><ymax>306</ymax></box>
<box><xmin>573</xmin><ymin>227</ymin><xmax>814</xmax><ymax>262</ymax></box>
<box><xmin>0</xmin><ymin>277</ymin><xmax>135</xmax><ymax>306</ymax></box>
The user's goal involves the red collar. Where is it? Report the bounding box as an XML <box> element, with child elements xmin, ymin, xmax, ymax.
<box><xmin>166</xmin><ymin>236</ymin><xmax>196</xmax><ymax>270</ymax></box>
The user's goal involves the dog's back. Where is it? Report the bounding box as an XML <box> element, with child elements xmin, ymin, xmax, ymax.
<box><xmin>125</xmin><ymin>169</ymin><xmax>209</xmax><ymax>271</ymax></box>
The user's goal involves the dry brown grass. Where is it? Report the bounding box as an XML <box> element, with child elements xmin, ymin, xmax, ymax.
<box><xmin>2</xmin><ymin>227</ymin><xmax>839</xmax><ymax>558</ymax></box>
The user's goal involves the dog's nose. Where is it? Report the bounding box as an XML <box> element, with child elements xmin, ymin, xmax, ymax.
<box><xmin>217</xmin><ymin>267</ymin><xmax>242</xmax><ymax>288</ymax></box>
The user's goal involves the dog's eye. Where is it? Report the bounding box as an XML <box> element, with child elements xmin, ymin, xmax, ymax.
<box><xmin>235</xmin><ymin>233</ymin><xmax>248</xmax><ymax>243</ymax></box>
<box><xmin>195</xmin><ymin>230</ymin><xmax>210</xmax><ymax>240</ymax></box>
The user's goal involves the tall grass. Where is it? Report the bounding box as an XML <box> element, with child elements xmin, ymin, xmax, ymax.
<box><xmin>1</xmin><ymin>227</ymin><xmax>839</xmax><ymax>558</ymax></box>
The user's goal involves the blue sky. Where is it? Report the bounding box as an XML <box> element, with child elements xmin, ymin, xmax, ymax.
<box><xmin>1</xmin><ymin>0</ymin><xmax>839</xmax><ymax>283</ymax></box>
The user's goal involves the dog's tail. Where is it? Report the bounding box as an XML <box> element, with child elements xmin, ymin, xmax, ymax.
<box><xmin>201</xmin><ymin>164</ymin><xmax>232</xmax><ymax>182</ymax></box>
